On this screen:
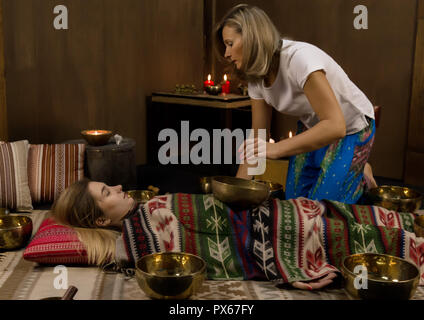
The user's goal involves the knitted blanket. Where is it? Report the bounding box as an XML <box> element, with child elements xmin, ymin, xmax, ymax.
<box><xmin>120</xmin><ymin>194</ymin><xmax>424</xmax><ymax>285</ymax></box>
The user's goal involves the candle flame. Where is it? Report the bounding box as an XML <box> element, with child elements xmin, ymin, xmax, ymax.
<box><xmin>208</xmin><ymin>74</ymin><xmax>211</xmax><ymax>81</ymax></box>
<box><xmin>269</xmin><ymin>138</ymin><xmax>275</xmax><ymax>144</ymax></box>
<box><xmin>289</xmin><ymin>131</ymin><xmax>293</xmax><ymax>138</ymax></box>
<box><xmin>224</xmin><ymin>74</ymin><xmax>227</xmax><ymax>81</ymax></box>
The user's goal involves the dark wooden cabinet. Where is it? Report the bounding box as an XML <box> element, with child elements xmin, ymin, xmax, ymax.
<box><xmin>146</xmin><ymin>92</ymin><xmax>251</xmax><ymax>176</ymax></box>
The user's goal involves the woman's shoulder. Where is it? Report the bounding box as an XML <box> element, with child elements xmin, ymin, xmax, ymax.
<box><xmin>281</xmin><ymin>39</ymin><xmax>324</xmax><ymax>57</ymax></box>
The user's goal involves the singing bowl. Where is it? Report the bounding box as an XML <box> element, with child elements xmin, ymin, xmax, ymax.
<box><xmin>341</xmin><ymin>253</ymin><xmax>420</xmax><ymax>300</ymax></box>
<box><xmin>366</xmin><ymin>185</ymin><xmax>423</xmax><ymax>213</ymax></box>
<box><xmin>205</xmin><ymin>85</ymin><xmax>222</xmax><ymax>95</ymax></box>
<box><xmin>211</xmin><ymin>176</ymin><xmax>270</xmax><ymax>211</ymax></box>
<box><xmin>80</xmin><ymin>130</ymin><xmax>113</xmax><ymax>146</ymax></box>
<box><xmin>199</xmin><ymin>176</ymin><xmax>213</xmax><ymax>194</ymax></box>
<box><xmin>127</xmin><ymin>190</ymin><xmax>156</xmax><ymax>204</ymax></box>
<box><xmin>135</xmin><ymin>252</ymin><xmax>206</xmax><ymax>300</ymax></box>
<box><xmin>414</xmin><ymin>215</ymin><xmax>424</xmax><ymax>238</ymax></box>
<box><xmin>0</xmin><ymin>215</ymin><xmax>33</xmax><ymax>250</ymax></box>
<box><xmin>255</xmin><ymin>180</ymin><xmax>284</xmax><ymax>199</ymax></box>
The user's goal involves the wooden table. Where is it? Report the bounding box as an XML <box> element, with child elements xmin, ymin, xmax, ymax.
<box><xmin>147</xmin><ymin>92</ymin><xmax>252</xmax><ymax>175</ymax></box>
<box><xmin>151</xmin><ymin>92</ymin><xmax>251</xmax><ymax>129</ymax></box>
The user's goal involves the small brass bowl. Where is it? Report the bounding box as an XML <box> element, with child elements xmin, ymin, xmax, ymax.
<box><xmin>81</xmin><ymin>130</ymin><xmax>113</xmax><ymax>146</ymax></box>
<box><xmin>0</xmin><ymin>215</ymin><xmax>33</xmax><ymax>250</ymax></box>
<box><xmin>211</xmin><ymin>176</ymin><xmax>270</xmax><ymax>211</ymax></box>
<box><xmin>341</xmin><ymin>253</ymin><xmax>420</xmax><ymax>300</ymax></box>
<box><xmin>367</xmin><ymin>185</ymin><xmax>423</xmax><ymax>213</ymax></box>
<box><xmin>127</xmin><ymin>190</ymin><xmax>156</xmax><ymax>204</ymax></box>
<box><xmin>205</xmin><ymin>85</ymin><xmax>222</xmax><ymax>95</ymax></box>
<box><xmin>414</xmin><ymin>215</ymin><xmax>424</xmax><ymax>238</ymax></box>
<box><xmin>199</xmin><ymin>176</ymin><xmax>213</xmax><ymax>194</ymax></box>
<box><xmin>135</xmin><ymin>252</ymin><xmax>206</xmax><ymax>300</ymax></box>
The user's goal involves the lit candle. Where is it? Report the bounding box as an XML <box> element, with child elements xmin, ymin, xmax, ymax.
<box><xmin>222</xmin><ymin>74</ymin><xmax>230</xmax><ymax>94</ymax></box>
<box><xmin>204</xmin><ymin>74</ymin><xmax>214</xmax><ymax>91</ymax></box>
<box><xmin>289</xmin><ymin>131</ymin><xmax>293</xmax><ymax>138</ymax></box>
<box><xmin>269</xmin><ymin>138</ymin><xmax>275</xmax><ymax>143</ymax></box>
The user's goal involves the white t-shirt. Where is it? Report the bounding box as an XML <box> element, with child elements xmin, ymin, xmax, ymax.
<box><xmin>248</xmin><ymin>39</ymin><xmax>374</xmax><ymax>135</ymax></box>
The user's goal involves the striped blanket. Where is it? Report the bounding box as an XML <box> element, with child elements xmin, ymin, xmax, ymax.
<box><xmin>120</xmin><ymin>194</ymin><xmax>424</xmax><ymax>286</ymax></box>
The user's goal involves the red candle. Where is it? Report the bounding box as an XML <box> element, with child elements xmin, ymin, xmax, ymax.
<box><xmin>204</xmin><ymin>74</ymin><xmax>214</xmax><ymax>91</ymax></box>
<box><xmin>222</xmin><ymin>74</ymin><xmax>230</xmax><ymax>94</ymax></box>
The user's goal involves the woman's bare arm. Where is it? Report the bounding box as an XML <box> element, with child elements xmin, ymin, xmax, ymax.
<box><xmin>236</xmin><ymin>98</ymin><xmax>272</xmax><ymax>179</ymax></box>
<box><xmin>265</xmin><ymin>70</ymin><xmax>346</xmax><ymax>160</ymax></box>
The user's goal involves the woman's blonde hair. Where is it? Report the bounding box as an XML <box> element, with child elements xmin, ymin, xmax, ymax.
<box><xmin>213</xmin><ymin>4</ymin><xmax>282</xmax><ymax>82</ymax></box>
<box><xmin>51</xmin><ymin>178</ymin><xmax>120</xmax><ymax>267</ymax></box>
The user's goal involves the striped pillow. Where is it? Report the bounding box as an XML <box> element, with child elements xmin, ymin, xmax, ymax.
<box><xmin>0</xmin><ymin>140</ymin><xmax>33</xmax><ymax>211</ymax></box>
<box><xmin>28</xmin><ymin>144</ymin><xmax>86</xmax><ymax>204</ymax></box>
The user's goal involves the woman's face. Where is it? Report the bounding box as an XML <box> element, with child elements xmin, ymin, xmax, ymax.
<box><xmin>88</xmin><ymin>182</ymin><xmax>135</xmax><ymax>227</ymax></box>
<box><xmin>222</xmin><ymin>25</ymin><xmax>243</xmax><ymax>69</ymax></box>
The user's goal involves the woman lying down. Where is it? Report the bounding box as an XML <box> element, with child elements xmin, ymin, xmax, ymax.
<box><xmin>51</xmin><ymin>179</ymin><xmax>424</xmax><ymax>291</ymax></box>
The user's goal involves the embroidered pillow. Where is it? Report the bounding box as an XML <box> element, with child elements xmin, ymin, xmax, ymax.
<box><xmin>23</xmin><ymin>217</ymin><xmax>88</xmax><ymax>265</ymax></box>
<box><xmin>0</xmin><ymin>140</ymin><xmax>33</xmax><ymax>211</ymax></box>
<box><xmin>27</xmin><ymin>144</ymin><xmax>85</xmax><ymax>204</ymax></box>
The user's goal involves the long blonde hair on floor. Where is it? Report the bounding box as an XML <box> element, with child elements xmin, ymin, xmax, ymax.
<box><xmin>50</xmin><ymin>178</ymin><xmax>120</xmax><ymax>267</ymax></box>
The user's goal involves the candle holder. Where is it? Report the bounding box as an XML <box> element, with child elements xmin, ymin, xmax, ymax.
<box><xmin>81</xmin><ymin>130</ymin><xmax>113</xmax><ymax>146</ymax></box>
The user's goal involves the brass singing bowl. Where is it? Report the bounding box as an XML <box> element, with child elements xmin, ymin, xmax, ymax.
<box><xmin>255</xmin><ymin>180</ymin><xmax>284</xmax><ymax>199</ymax></box>
<box><xmin>414</xmin><ymin>215</ymin><xmax>424</xmax><ymax>238</ymax></box>
<box><xmin>341</xmin><ymin>253</ymin><xmax>420</xmax><ymax>300</ymax></box>
<box><xmin>199</xmin><ymin>176</ymin><xmax>213</xmax><ymax>194</ymax></box>
<box><xmin>127</xmin><ymin>190</ymin><xmax>156</xmax><ymax>204</ymax></box>
<box><xmin>0</xmin><ymin>215</ymin><xmax>33</xmax><ymax>250</ymax></box>
<box><xmin>135</xmin><ymin>252</ymin><xmax>206</xmax><ymax>300</ymax></box>
<box><xmin>367</xmin><ymin>185</ymin><xmax>423</xmax><ymax>213</ymax></box>
<box><xmin>205</xmin><ymin>85</ymin><xmax>222</xmax><ymax>95</ymax></box>
<box><xmin>211</xmin><ymin>176</ymin><xmax>270</xmax><ymax>211</ymax></box>
<box><xmin>80</xmin><ymin>130</ymin><xmax>113</xmax><ymax>146</ymax></box>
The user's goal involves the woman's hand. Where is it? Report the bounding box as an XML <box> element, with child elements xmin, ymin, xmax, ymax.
<box><xmin>238</xmin><ymin>137</ymin><xmax>281</xmax><ymax>162</ymax></box>
<box><xmin>291</xmin><ymin>272</ymin><xmax>338</xmax><ymax>290</ymax></box>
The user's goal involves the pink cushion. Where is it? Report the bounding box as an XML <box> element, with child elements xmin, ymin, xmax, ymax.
<box><xmin>0</xmin><ymin>140</ymin><xmax>33</xmax><ymax>211</ymax></box>
<box><xmin>27</xmin><ymin>144</ymin><xmax>85</xmax><ymax>204</ymax></box>
<box><xmin>23</xmin><ymin>217</ymin><xmax>88</xmax><ymax>265</ymax></box>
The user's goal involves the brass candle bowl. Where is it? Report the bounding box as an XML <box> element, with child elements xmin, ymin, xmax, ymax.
<box><xmin>81</xmin><ymin>130</ymin><xmax>113</xmax><ymax>146</ymax></box>
<box><xmin>414</xmin><ymin>215</ymin><xmax>424</xmax><ymax>238</ymax></box>
<box><xmin>341</xmin><ymin>253</ymin><xmax>420</xmax><ymax>300</ymax></box>
<box><xmin>205</xmin><ymin>85</ymin><xmax>222</xmax><ymax>95</ymax></box>
<box><xmin>211</xmin><ymin>176</ymin><xmax>270</xmax><ymax>211</ymax></box>
<box><xmin>127</xmin><ymin>190</ymin><xmax>156</xmax><ymax>204</ymax></box>
<box><xmin>366</xmin><ymin>185</ymin><xmax>423</xmax><ymax>213</ymax></box>
<box><xmin>135</xmin><ymin>252</ymin><xmax>206</xmax><ymax>300</ymax></box>
<box><xmin>0</xmin><ymin>215</ymin><xmax>33</xmax><ymax>250</ymax></box>
<box><xmin>199</xmin><ymin>176</ymin><xmax>213</xmax><ymax>194</ymax></box>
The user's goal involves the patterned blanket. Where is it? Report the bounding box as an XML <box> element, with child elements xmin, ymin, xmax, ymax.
<box><xmin>120</xmin><ymin>194</ymin><xmax>424</xmax><ymax>286</ymax></box>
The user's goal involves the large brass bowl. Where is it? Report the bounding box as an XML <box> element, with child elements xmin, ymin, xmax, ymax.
<box><xmin>341</xmin><ymin>253</ymin><xmax>420</xmax><ymax>300</ymax></box>
<box><xmin>414</xmin><ymin>215</ymin><xmax>424</xmax><ymax>238</ymax></box>
<box><xmin>0</xmin><ymin>215</ymin><xmax>33</xmax><ymax>250</ymax></box>
<box><xmin>211</xmin><ymin>176</ymin><xmax>270</xmax><ymax>211</ymax></box>
<box><xmin>135</xmin><ymin>252</ymin><xmax>206</xmax><ymax>300</ymax></box>
<box><xmin>127</xmin><ymin>190</ymin><xmax>156</xmax><ymax>204</ymax></box>
<box><xmin>255</xmin><ymin>179</ymin><xmax>284</xmax><ymax>200</ymax></box>
<box><xmin>80</xmin><ymin>130</ymin><xmax>113</xmax><ymax>146</ymax></box>
<box><xmin>367</xmin><ymin>185</ymin><xmax>423</xmax><ymax>213</ymax></box>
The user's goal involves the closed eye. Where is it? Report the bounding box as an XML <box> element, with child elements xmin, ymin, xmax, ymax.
<box><xmin>101</xmin><ymin>185</ymin><xmax>110</xmax><ymax>197</ymax></box>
